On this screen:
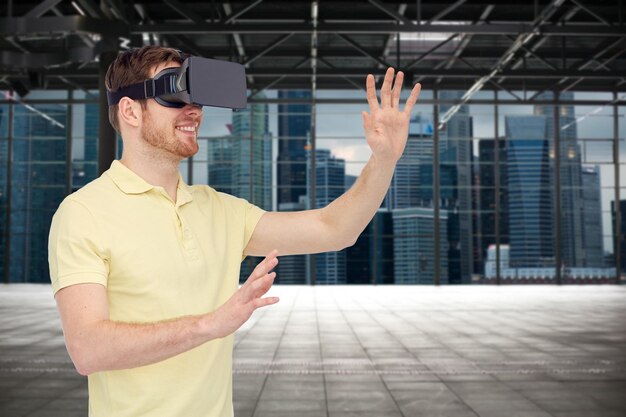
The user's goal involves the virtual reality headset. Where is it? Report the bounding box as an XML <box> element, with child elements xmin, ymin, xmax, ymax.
<box><xmin>106</xmin><ymin>56</ymin><xmax>247</xmax><ymax>110</ymax></box>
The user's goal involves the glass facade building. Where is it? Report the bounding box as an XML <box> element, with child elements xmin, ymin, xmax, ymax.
<box><xmin>0</xmin><ymin>89</ymin><xmax>624</xmax><ymax>285</ymax></box>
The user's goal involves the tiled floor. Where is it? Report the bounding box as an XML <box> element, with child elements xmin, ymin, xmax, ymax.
<box><xmin>1</xmin><ymin>284</ymin><xmax>625</xmax><ymax>417</ymax></box>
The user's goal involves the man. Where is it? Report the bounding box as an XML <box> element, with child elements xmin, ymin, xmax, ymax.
<box><xmin>49</xmin><ymin>45</ymin><xmax>420</xmax><ymax>417</ymax></box>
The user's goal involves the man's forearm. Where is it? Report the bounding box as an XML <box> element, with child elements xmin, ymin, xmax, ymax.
<box><xmin>320</xmin><ymin>155</ymin><xmax>396</xmax><ymax>246</ymax></box>
<box><xmin>67</xmin><ymin>313</ymin><xmax>219</xmax><ymax>376</ymax></box>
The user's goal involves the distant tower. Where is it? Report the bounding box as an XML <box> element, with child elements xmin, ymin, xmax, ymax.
<box><xmin>308</xmin><ymin>149</ymin><xmax>346</xmax><ymax>284</ymax></box>
<box><xmin>580</xmin><ymin>166</ymin><xmax>604</xmax><ymax>267</ymax></box>
<box><xmin>505</xmin><ymin>116</ymin><xmax>554</xmax><ymax>267</ymax></box>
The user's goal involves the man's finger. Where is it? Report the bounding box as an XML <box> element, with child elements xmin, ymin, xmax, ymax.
<box><xmin>380</xmin><ymin>67</ymin><xmax>394</xmax><ymax>109</ymax></box>
<box><xmin>391</xmin><ymin>71</ymin><xmax>404</xmax><ymax>109</ymax></box>
<box><xmin>365</xmin><ymin>74</ymin><xmax>379</xmax><ymax>112</ymax></box>
<box><xmin>253</xmin><ymin>296</ymin><xmax>280</xmax><ymax>310</ymax></box>
<box><xmin>248</xmin><ymin>251</ymin><xmax>278</xmax><ymax>282</ymax></box>
<box><xmin>403</xmin><ymin>83</ymin><xmax>422</xmax><ymax>114</ymax></box>
<box><xmin>362</xmin><ymin>111</ymin><xmax>372</xmax><ymax>132</ymax></box>
<box><xmin>251</xmin><ymin>272</ymin><xmax>276</xmax><ymax>295</ymax></box>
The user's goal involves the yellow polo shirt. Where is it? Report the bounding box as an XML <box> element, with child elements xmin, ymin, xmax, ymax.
<box><xmin>48</xmin><ymin>160</ymin><xmax>265</xmax><ymax>417</ymax></box>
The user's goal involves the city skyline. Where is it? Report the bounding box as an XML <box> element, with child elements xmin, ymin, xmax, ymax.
<box><xmin>0</xmin><ymin>89</ymin><xmax>622</xmax><ymax>284</ymax></box>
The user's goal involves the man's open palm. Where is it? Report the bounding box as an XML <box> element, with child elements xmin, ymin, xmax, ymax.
<box><xmin>362</xmin><ymin>68</ymin><xmax>422</xmax><ymax>164</ymax></box>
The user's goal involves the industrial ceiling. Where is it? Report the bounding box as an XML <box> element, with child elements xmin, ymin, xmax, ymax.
<box><xmin>1</xmin><ymin>0</ymin><xmax>625</xmax><ymax>101</ymax></box>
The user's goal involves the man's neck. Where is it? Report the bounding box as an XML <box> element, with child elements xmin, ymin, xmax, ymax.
<box><xmin>120</xmin><ymin>154</ymin><xmax>180</xmax><ymax>202</ymax></box>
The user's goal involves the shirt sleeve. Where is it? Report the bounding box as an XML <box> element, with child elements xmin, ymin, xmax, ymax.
<box><xmin>48</xmin><ymin>198</ymin><xmax>109</xmax><ymax>295</ymax></box>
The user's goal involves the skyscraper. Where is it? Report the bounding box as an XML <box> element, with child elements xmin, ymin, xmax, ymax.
<box><xmin>308</xmin><ymin>149</ymin><xmax>346</xmax><ymax>284</ymax></box>
<box><xmin>478</xmin><ymin>138</ymin><xmax>509</xmax><ymax>268</ymax></box>
<box><xmin>534</xmin><ymin>92</ymin><xmax>584</xmax><ymax>268</ymax></box>
<box><xmin>393</xmin><ymin>207</ymin><xmax>448</xmax><ymax>284</ymax></box>
<box><xmin>231</xmin><ymin>95</ymin><xmax>272</xmax><ymax>211</ymax></box>
<box><xmin>505</xmin><ymin>116</ymin><xmax>554</xmax><ymax>267</ymax></box>
<box><xmin>388</xmin><ymin>114</ymin><xmax>436</xmax><ymax>209</ymax></box>
<box><xmin>207</xmin><ymin>134</ymin><xmax>234</xmax><ymax>196</ymax></box>
<box><xmin>277</xmin><ymin>90</ymin><xmax>311</xmax><ymax>206</ymax></box>
<box><xmin>346</xmin><ymin>210</ymin><xmax>394</xmax><ymax>284</ymax></box>
<box><xmin>611</xmin><ymin>200</ymin><xmax>626</xmax><ymax>271</ymax></box>
<box><xmin>11</xmin><ymin>104</ymin><xmax>67</xmax><ymax>282</ymax></box>
<box><xmin>581</xmin><ymin>165</ymin><xmax>604</xmax><ymax>267</ymax></box>
<box><xmin>276</xmin><ymin>90</ymin><xmax>311</xmax><ymax>284</ymax></box>
<box><xmin>72</xmin><ymin>103</ymin><xmax>99</xmax><ymax>190</ymax></box>
<box><xmin>0</xmin><ymin>106</ymin><xmax>7</xmax><ymax>281</ymax></box>
<box><xmin>439</xmin><ymin>91</ymin><xmax>474</xmax><ymax>284</ymax></box>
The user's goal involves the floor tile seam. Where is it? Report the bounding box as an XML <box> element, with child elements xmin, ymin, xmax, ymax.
<box><xmin>443</xmin><ymin>378</ymin><xmax>537</xmax><ymax>417</ymax></box>
<box><xmin>354</xmin><ymin>294</ymin><xmax>460</xmax><ymax>361</ymax></box>
<box><xmin>497</xmin><ymin>377</ymin><xmax>617</xmax><ymax>410</ymax></box>
<box><xmin>313</xmin><ymin>287</ymin><xmax>330</xmax><ymax>417</ymax></box>
<box><xmin>494</xmin><ymin>372</ymin><xmax>594</xmax><ymax>408</ymax></box>
<box><xmin>328</xmin><ymin>291</ymin><xmax>408</xmax><ymax>417</ymax></box>
<box><xmin>249</xmin><ymin>286</ymin><xmax>300</xmax><ymax>417</ymax></box>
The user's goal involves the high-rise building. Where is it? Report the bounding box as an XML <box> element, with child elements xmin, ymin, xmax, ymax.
<box><xmin>346</xmin><ymin>210</ymin><xmax>394</xmax><ymax>285</ymax></box>
<box><xmin>231</xmin><ymin>95</ymin><xmax>272</xmax><ymax>211</ymax></box>
<box><xmin>72</xmin><ymin>103</ymin><xmax>99</xmax><ymax>190</ymax></box>
<box><xmin>439</xmin><ymin>91</ymin><xmax>474</xmax><ymax>284</ymax></box>
<box><xmin>0</xmin><ymin>106</ymin><xmax>8</xmax><ymax>281</ymax></box>
<box><xmin>277</xmin><ymin>90</ymin><xmax>311</xmax><ymax>206</ymax></box>
<box><xmin>11</xmin><ymin>104</ymin><xmax>67</xmax><ymax>282</ymax></box>
<box><xmin>534</xmin><ymin>92</ymin><xmax>584</xmax><ymax>268</ymax></box>
<box><xmin>276</xmin><ymin>196</ymin><xmax>308</xmax><ymax>284</ymax></box>
<box><xmin>393</xmin><ymin>207</ymin><xmax>449</xmax><ymax>284</ymax></box>
<box><xmin>207</xmin><ymin>135</ymin><xmax>234</xmax><ymax>195</ymax></box>
<box><xmin>581</xmin><ymin>166</ymin><xmax>604</xmax><ymax>267</ymax></box>
<box><xmin>505</xmin><ymin>116</ymin><xmax>554</xmax><ymax>267</ymax></box>
<box><xmin>388</xmin><ymin>114</ymin><xmax>436</xmax><ymax>209</ymax></box>
<box><xmin>308</xmin><ymin>149</ymin><xmax>346</xmax><ymax>284</ymax></box>
<box><xmin>611</xmin><ymin>200</ymin><xmax>626</xmax><ymax>272</ymax></box>
<box><xmin>478</xmin><ymin>138</ymin><xmax>509</xmax><ymax>268</ymax></box>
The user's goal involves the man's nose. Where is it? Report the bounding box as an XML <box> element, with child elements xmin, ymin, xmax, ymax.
<box><xmin>183</xmin><ymin>104</ymin><xmax>202</xmax><ymax>116</ymax></box>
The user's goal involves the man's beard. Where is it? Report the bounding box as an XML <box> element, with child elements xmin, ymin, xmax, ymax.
<box><xmin>141</xmin><ymin>110</ymin><xmax>198</xmax><ymax>159</ymax></box>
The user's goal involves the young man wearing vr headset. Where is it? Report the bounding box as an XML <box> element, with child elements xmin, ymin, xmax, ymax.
<box><xmin>48</xmin><ymin>46</ymin><xmax>421</xmax><ymax>417</ymax></box>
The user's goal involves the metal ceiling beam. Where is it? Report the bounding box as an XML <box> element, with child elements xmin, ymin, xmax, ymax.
<box><xmin>73</xmin><ymin>0</ymin><xmax>106</xmax><ymax>19</ymax></box>
<box><xmin>0</xmin><ymin>48</ymin><xmax>96</xmax><ymax>68</ymax></box>
<box><xmin>241</xmin><ymin>33</ymin><xmax>294</xmax><ymax>66</ymax></box>
<box><xmin>3</xmin><ymin>67</ymin><xmax>624</xmax><ymax>80</ymax></box>
<box><xmin>318</xmin><ymin>57</ymin><xmax>365</xmax><ymax>91</ymax></box>
<box><xmin>433</xmin><ymin>5</ymin><xmax>494</xmax><ymax>84</ymax></box>
<box><xmin>163</xmin><ymin>0</ymin><xmax>206</xmax><ymax>24</ymax></box>
<box><xmin>248</xmin><ymin>57</ymin><xmax>310</xmax><ymax>99</ymax></box>
<box><xmin>504</xmin><ymin>35</ymin><xmax>559</xmax><ymax>70</ymax></box>
<box><xmin>222</xmin><ymin>0</ymin><xmax>264</xmax><ymax>24</ymax></box>
<box><xmin>367</xmin><ymin>0</ymin><xmax>413</xmax><ymax>25</ymax></box>
<box><xmin>427</xmin><ymin>0</ymin><xmax>467</xmax><ymax>24</ymax></box>
<box><xmin>438</xmin><ymin>0</ymin><xmax>568</xmax><ymax>127</ymax></box>
<box><xmin>121</xmin><ymin>22</ymin><xmax>626</xmax><ymax>36</ymax></box>
<box><xmin>381</xmin><ymin>3</ymin><xmax>407</xmax><ymax>67</ymax></box>
<box><xmin>0</xmin><ymin>17</ymin><xmax>128</xmax><ymax>37</ymax></box>
<box><xmin>569</xmin><ymin>0</ymin><xmax>611</xmax><ymax>26</ymax></box>
<box><xmin>336</xmin><ymin>34</ymin><xmax>393</xmax><ymax>68</ymax></box>
<box><xmin>405</xmin><ymin>34</ymin><xmax>458</xmax><ymax>69</ymax></box>
<box><xmin>24</xmin><ymin>0</ymin><xmax>64</xmax><ymax>18</ymax></box>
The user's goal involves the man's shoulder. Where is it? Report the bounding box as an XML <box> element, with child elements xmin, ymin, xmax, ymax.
<box><xmin>62</xmin><ymin>174</ymin><xmax>118</xmax><ymax>210</ymax></box>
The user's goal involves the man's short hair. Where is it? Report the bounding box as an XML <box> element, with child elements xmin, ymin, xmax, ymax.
<box><xmin>105</xmin><ymin>46</ymin><xmax>185</xmax><ymax>134</ymax></box>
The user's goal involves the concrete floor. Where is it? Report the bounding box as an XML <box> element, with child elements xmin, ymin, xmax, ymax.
<box><xmin>1</xmin><ymin>285</ymin><xmax>625</xmax><ymax>417</ymax></box>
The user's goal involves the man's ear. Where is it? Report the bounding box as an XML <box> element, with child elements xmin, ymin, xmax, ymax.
<box><xmin>118</xmin><ymin>97</ymin><xmax>142</xmax><ymax>129</ymax></box>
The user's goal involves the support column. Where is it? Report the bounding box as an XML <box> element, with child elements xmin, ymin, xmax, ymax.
<box><xmin>98</xmin><ymin>50</ymin><xmax>118</xmax><ymax>175</ymax></box>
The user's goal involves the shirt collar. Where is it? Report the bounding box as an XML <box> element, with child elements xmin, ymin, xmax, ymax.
<box><xmin>106</xmin><ymin>160</ymin><xmax>194</xmax><ymax>205</ymax></box>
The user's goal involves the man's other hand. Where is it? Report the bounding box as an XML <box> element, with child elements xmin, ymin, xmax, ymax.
<box><xmin>211</xmin><ymin>250</ymin><xmax>279</xmax><ymax>338</ymax></box>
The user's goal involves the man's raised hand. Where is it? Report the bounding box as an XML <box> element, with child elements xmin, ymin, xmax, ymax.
<box><xmin>362</xmin><ymin>68</ymin><xmax>422</xmax><ymax>164</ymax></box>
